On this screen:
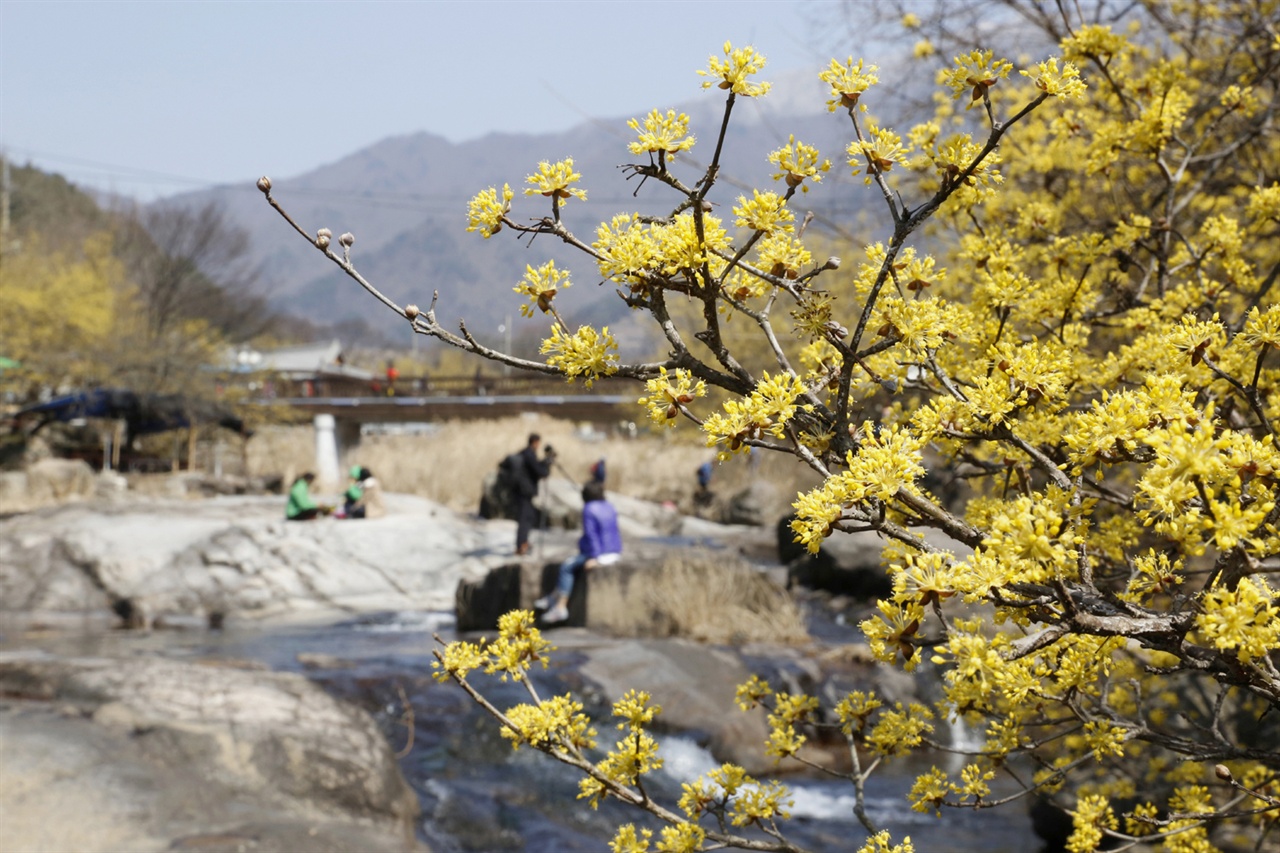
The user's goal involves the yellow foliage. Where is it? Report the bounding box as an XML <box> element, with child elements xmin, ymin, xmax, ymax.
<box><xmin>0</xmin><ymin>232</ymin><xmax>123</xmax><ymax>391</ymax></box>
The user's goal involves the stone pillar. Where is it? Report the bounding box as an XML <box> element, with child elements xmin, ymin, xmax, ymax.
<box><xmin>314</xmin><ymin>414</ymin><xmax>340</xmax><ymax>490</ymax></box>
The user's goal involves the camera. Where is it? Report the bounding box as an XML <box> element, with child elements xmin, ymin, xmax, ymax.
<box><xmin>544</xmin><ymin>445</ymin><xmax>556</xmax><ymax>458</ymax></box>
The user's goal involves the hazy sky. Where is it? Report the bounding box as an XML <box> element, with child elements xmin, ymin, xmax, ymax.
<box><xmin>2</xmin><ymin>0</ymin><xmax>850</xmax><ymax>201</ymax></box>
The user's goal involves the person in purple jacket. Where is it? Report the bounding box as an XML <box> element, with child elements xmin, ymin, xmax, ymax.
<box><xmin>535</xmin><ymin>479</ymin><xmax>621</xmax><ymax>624</ymax></box>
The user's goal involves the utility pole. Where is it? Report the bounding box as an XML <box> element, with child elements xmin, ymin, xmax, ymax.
<box><xmin>0</xmin><ymin>150</ymin><xmax>10</xmax><ymax>259</ymax></box>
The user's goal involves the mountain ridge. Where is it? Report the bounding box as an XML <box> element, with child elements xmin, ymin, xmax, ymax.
<box><xmin>161</xmin><ymin>66</ymin><xmax>909</xmax><ymax>345</ymax></box>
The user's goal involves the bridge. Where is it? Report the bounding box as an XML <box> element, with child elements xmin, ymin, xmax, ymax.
<box><xmin>268</xmin><ymin>374</ymin><xmax>635</xmax><ymax>423</ymax></box>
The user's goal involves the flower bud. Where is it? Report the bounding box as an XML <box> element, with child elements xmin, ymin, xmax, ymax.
<box><xmin>317</xmin><ymin>228</ymin><xmax>332</xmax><ymax>239</ymax></box>
<box><xmin>823</xmin><ymin>256</ymin><xmax>842</xmax><ymax>271</ymax></box>
<box><xmin>315</xmin><ymin>234</ymin><xmax>330</xmax><ymax>250</ymax></box>
<box><xmin>256</xmin><ymin>176</ymin><xmax>272</xmax><ymax>194</ymax></box>
<box><xmin>339</xmin><ymin>232</ymin><xmax>355</xmax><ymax>248</ymax></box>
<box><xmin>1214</xmin><ymin>764</ymin><xmax>1233</xmax><ymax>781</ymax></box>
<box><xmin>404</xmin><ymin>304</ymin><xmax>420</xmax><ymax>320</ymax></box>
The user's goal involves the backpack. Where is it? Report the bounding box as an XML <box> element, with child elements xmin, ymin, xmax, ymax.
<box><xmin>498</xmin><ymin>451</ymin><xmax>529</xmax><ymax>498</ymax></box>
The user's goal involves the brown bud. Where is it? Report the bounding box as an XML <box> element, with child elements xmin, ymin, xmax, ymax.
<box><xmin>1214</xmin><ymin>764</ymin><xmax>1233</xmax><ymax>782</ymax></box>
<box><xmin>315</xmin><ymin>234</ymin><xmax>330</xmax><ymax>250</ymax></box>
<box><xmin>339</xmin><ymin>232</ymin><xmax>355</xmax><ymax>248</ymax></box>
<box><xmin>256</xmin><ymin>176</ymin><xmax>272</xmax><ymax>194</ymax></box>
<box><xmin>404</xmin><ymin>304</ymin><xmax>420</xmax><ymax>320</ymax></box>
<box><xmin>822</xmin><ymin>256</ymin><xmax>841</xmax><ymax>271</ymax></box>
<box><xmin>317</xmin><ymin>228</ymin><xmax>332</xmax><ymax>239</ymax></box>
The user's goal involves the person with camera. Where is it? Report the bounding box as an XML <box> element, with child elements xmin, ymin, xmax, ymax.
<box><xmin>511</xmin><ymin>432</ymin><xmax>554</xmax><ymax>555</ymax></box>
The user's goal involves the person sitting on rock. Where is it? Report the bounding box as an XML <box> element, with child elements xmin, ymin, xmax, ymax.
<box><xmin>355</xmin><ymin>467</ymin><xmax>385</xmax><ymax>519</ymax></box>
<box><xmin>286</xmin><ymin>472</ymin><xmax>329</xmax><ymax>521</ymax></box>
<box><xmin>339</xmin><ymin>467</ymin><xmax>385</xmax><ymax>520</ymax></box>
<box><xmin>535</xmin><ymin>480</ymin><xmax>621</xmax><ymax>624</ymax></box>
<box><xmin>340</xmin><ymin>466</ymin><xmax>365</xmax><ymax>518</ymax></box>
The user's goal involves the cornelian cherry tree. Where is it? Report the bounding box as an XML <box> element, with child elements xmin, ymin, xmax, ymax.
<box><xmin>262</xmin><ymin>2</ymin><xmax>1279</xmax><ymax>850</ymax></box>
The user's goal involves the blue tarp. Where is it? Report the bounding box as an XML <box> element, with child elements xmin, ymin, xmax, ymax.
<box><xmin>16</xmin><ymin>389</ymin><xmax>248</xmax><ymax>437</ymax></box>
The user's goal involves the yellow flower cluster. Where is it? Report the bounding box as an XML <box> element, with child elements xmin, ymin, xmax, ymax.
<box><xmin>856</xmin><ymin>830</ymin><xmax>915</xmax><ymax>853</ymax></box>
<box><xmin>637</xmin><ymin>367</ymin><xmax>707</xmax><ymax>428</ymax></box>
<box><xmin>1067</xmin><ymin>794</ymin><xmax>1116</xmax><ymax>853</ymax></box>
<box><xmin>732</xmin><ymin>189</ymin><xmax>794</xmax><ymax>234</ymax></box>
<box><xmin>513</xmin><ymin>260</ymin><xmax>570</xmax><ymax>318</ymax></box>
<box><xmin>754</xmin><ymin>231</ymin><xmax>811</xmax><ymax>280</ymax></box>
<box><xmin>866</xmin><ymin>701</ymin><xmax>935</xmax><ymax>755</ymax></box>
<box><xmin>1020</xmin><ymin>58</ymin><xmax>1087</xmax><ymax>99</ymax></box>
<box><xmin>675</xmin><ymin>763</ymin><xmax>792</xmax><ymax>828</ymax></box>
<box><xmin>431</xmin><ymin>609</ymin><xmax>553</xmax><ymax>684</ymax></box>
<box><xmin>501</xmin><ymin>694</ymin><xmax>597</xmax><ymax>751</ymax></box>
<box><xmin>540</xmin><ymin>324</ymin><xmax>618</xmax><ymax>387</ymax></box>
<box><xmin>767</xmin><ymin>135</ymin><xmax>831</xmax><ymax>192</ymax></box>
<box><xmin>818</xmin><ymin>56</ymin><xmax>879</xmax><ymax>112</ymax></box>
<box><xmin>698</xmin><ymin>41</ymin><xmax>771</xmax><ymax>98</ymax></box>
<box><xmin>1196</xmin><ymin>577</ymin><xmax>1280</xmax><ymax>664</ymax></box>
<box><xmin>764</xmin><ymin>692</ymin><xmax>818</xmax><ymax>758</ymax></box>
<box><xmin>850</xmin><ymin>123</ymin><xmax>907</xmax><ymax>184</ymax></box>
<box><xmin>466</xmin><ymin>184</ymin><xmax>512</xmax><ymax>238</ymax></box>
<box><xmin>702</xmin><ymin>371</ymin><xmax>808</xmax><ymax>457</ymax></box>
<box><xmin>628</xmin><ymin>109</ymin><xmax>696</xmax><ymax>156</ymax></box>
<box><xmin>524</xmin><ymin>158</ymin><xmax>587</xmax><ymax>207</ymax></box>
<box><xmin>579</xmin><ymin>728</ymin><xmax>664</xmax><ymax>806</ymax></box>
<box><xmin>942</xmin><ymin>49</ymin><xmax>1014</xmax><ymax>107</ymax></box>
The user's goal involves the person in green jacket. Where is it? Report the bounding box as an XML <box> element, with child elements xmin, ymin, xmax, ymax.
<box><xmin>286</xmin><ymin>472</ymin><xmax>327</xmax><ymax>520</ymax></box>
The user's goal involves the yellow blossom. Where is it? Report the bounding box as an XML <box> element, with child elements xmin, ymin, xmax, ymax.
<box><xmin>466</xmin><ymin>184</ymin><xmax>513</xmax><ymax>238</ymax></box>
<box><xmin>1020</xmin><ymin>58</ymin><xmax>1087</xmax><ymax>99</ymax></box>
<box><xmin>513</xmin><ymin>260</ymin><xmax>570</xmax><ymax>318</ymax></box>
<box><xmin>628</xmin><ymin>109</ymin><xmax>696</xmax><ymax>156</ymax></box>
<box><xmin>942</xmin><ymin>49</ymin><xmax>1014</xmax><ymax>107</ymax></box>
<box><xmin>698</xmin><ymin>41</ymin><xmax>771</xmax><ymax>97</ymax></box>
<box><xmin>818</xmin><ymin>57</ymin><xmax>879</xmax><ymax>112</ymax></box>
<box><xmin>637</xmin><ymin>367</ymin><xmax>707</xmax><ymax>427</ymax></box>
<box><xmin>541</xmin><ymin>324</ymin><xmax>619</xmax><ymax>387</ymax></box>
<box><xmin>524</xmin><ymin>158</ymin><xmax>587</xmax><ymax>207</ymax></box>
<box><xmin>768</xmin><ymin>135</ymin><xmax>831</xmax><ymax>192</ymax></box>
<box><xmin>733</xmin><ymin>189</ymin><xmax>794</xmax><ymax>234</ymax></box>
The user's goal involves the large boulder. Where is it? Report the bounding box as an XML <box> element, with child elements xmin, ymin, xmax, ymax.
<box><xmin>0</xmin><ymin>651</ymin><xmax>422</xmax><ymax>852</ymax></box>
<box><xmin>0</xmin><ymin>458</ymin><xmax>99</xmax><ymax>513</ymax></box>
<box><xmin>0</xmin><ymin>494</ymin><xmax>498</xmax><ymax>627</ymax></box>
<box><xmin>723</xmin><ymin>480</ymin><xmax>780</xmax><ymax>527</ymax></box>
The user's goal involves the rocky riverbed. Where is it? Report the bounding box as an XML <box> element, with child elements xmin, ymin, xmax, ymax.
<box><xmin>0</xmin><ymin>481</ymin><xmax>1039</xmax><ymax>852</ymax></box>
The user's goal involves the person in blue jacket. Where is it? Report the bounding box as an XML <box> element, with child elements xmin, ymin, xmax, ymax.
<box><xmin>535</xmin><ymin>479</ymin><xmax>621</xmax><ymax>624</ymax></box>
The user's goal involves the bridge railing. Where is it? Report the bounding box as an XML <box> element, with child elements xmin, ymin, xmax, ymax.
<box><xmin>246</xmin><ymin>372</ymin><xmax>629</xmax><ymax>401</ymax></box>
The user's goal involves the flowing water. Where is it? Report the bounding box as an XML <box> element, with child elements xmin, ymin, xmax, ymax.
<box><xmin>4</xmin><ymin>611</ymin><xmax>1048</xmax><ymax>852</ymax></box>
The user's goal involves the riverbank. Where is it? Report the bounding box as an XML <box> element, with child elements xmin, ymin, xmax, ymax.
<box><xmin>0</xmin><ymin>488</ymin><xmax>1040</xmax><ymax>852</ymax></box>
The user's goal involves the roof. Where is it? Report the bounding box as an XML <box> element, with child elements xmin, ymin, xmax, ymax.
<box><xmin>226</xmin><ymin>340</ymin><xmax>374</xmax><ymax>380</ymax></box>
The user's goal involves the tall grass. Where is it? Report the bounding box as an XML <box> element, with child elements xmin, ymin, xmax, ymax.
<box><xmin>244</xmin><ymin>414</ymin><xmax>822</xmax><ymax>516</ymax></box>
<box><xmin>590</xmin><ymin>551</ymin><xmax>810</xmax><ymax>645</ymax></box>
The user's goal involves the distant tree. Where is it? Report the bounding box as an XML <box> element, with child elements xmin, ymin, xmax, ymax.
<box><xmin>0</xmin><ymin>232</ymin><xmax>122</xmax><ymax>398</ymax></box>
<box><xmin>265</xmin><ymin>2</ymin><xmax>1278</xmax><ymax>850</ymax></box>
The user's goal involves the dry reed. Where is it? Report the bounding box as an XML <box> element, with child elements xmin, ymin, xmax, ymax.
<box><xmin>589</xmin><ymin>551</ymin><xmax>810</xmax><ymax>646</ymax></box>
<box><xmin>243</xmin><ymin>414</ymin><xmax>821</xmax><ymax>516</ymax></box>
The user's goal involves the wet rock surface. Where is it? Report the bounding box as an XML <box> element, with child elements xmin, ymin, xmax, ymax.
<box><xmin>0</xmin><ymin>651</ymin><xmax>422</xmax><ymax>852</ymax></box>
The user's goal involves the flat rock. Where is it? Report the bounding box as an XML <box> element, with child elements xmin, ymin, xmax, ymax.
<box><xmin>0</xmin><ymin>494</ymin><xmax>498</xmax><ymax>627</ymax></box>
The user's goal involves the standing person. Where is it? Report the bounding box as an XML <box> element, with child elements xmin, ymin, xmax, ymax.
<box><xmin>511</xmin><ymin>433</ymin><xmax>554</xmax><ymax>555</ymax></box>
<box><xmin>385</xmin><ymin>359</ymin><xmax>399</xmax><ymax>396</ymax></box>
<box><xmin>536</xmin><ymin>480</ymin><xmax>621</xmax><ymax>624</ymax></box>
<box><xmin>286</xmin><ymin>472</ymin><xmax>326</xmax><ymax>521</ymax></box>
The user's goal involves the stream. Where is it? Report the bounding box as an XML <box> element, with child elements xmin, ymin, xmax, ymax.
<box><xmin>9</xmin><ymin>609</ymin><xmax>1048</xmax><ymax>852</ymax></box>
